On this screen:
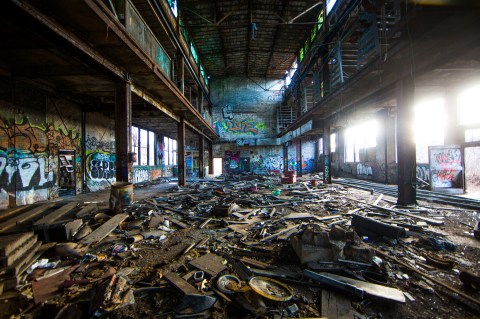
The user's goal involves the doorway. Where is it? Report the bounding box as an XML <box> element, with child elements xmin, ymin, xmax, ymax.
<box><xmin>213</xmin><ymin>157</ymin><xmax>223</xmax><ymax>176</ymax></box>
<box><xmin>58</xmin><ymin>150</ymin><xmax>76</xmax><ymax>197</ymax></box>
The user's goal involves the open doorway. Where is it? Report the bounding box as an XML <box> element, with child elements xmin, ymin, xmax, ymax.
<box><xmin>213</xmin><ymin>157</ymin><xmax>223</xmax><ymax>176</ymax></box>
<box><xmin>58</xmin><ymin>150</ymin><xmax>76</xmax><ymax>197</ymax></box>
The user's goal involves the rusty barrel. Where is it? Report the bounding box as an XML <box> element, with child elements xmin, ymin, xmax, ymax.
<box><xmin>109</xmin><ymin>182</ymin><xmax>133</xmax><ymax>212</ymax></box>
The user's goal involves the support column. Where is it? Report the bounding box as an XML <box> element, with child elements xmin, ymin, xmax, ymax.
<box><xmin>199</xmin><ymin>135</ymin><xmax>205</xmax><ymax>178</ymax></box>
<box><xmin>177</xmin><ymin>118</ymin><xmax>186</xmax><ymax>186</ymax></box>
<box><xmin>297</xmin><ymin>139</ymin><xmax>303</xmax><ymax>177</ymax></box>
<box><xmin>396</xmin><ymin>78</ymin><xmax>416</xmax><ymax>205</ymax></box>
<box><xmin>175</xmin><ymin>51</ymin><xmax>184</xmax><ymax>95</ymax></box>
<box><xmin>314</xmin><ymin>136</ymin><xmax>320</xmax><ymax>173</ymax></box>
<box><xmin>323</xmin><ymin>126</ymin><xmax>332</xmax><ymax>184</ymax></box>
<box><xmin>115</xmin><ymin>82</ymin><xmax>131</xmax><ymax>182</ymax></box>
<box><xmin>283</xmin><ymin>144</ymin><xmax>288</xmax><ymax>174</ymax></box>
<box><xmin>208</xmin><ymin>141</ymin><xmax>214</xmax><ymax>175</ymax></box>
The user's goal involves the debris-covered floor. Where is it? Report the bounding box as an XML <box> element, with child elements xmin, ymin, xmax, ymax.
<box><xmin>1</xmin><ymin>174</ymin><xmax>480</xmax><ymax>319</ymax></box>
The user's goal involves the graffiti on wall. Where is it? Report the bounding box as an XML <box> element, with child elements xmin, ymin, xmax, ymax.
<box><xmin>430</xmin><ymin>148</ymin><xmax>462</xmax><ymax>170</ymax></box>
<box><xmin>134</xmin><ymin>168</ymin><xmax>149</xmax><ymax>184</ymax></box>
<box><xmin>0</xmin><ymin>116</ymin><xmax>80</xmax><ymax>205</ymax></box>
<box><xmin>85</xmin><ymin>135</ymin><xmax>114</xmax><ymax>152</ymax></box>
<box><xmin>252</xmin><ymin>154</ymin><xmax>283</xmax><ymax>172</ymax></box>
<box><xmin>431</xmin><ymin>170</ymin><xmax>458</xmax><ymax>187</ymax></box>
<box><xmin>86</xmin><ymin>151</ymin><xmax>116</xmax><ymax>192</ymax></box>
<box><xmin>215</xmin><ymin>105</ymin><xmax>265</xmax><ymax>137</ymax></box>
<box><xmin>224</xmin><ymin>151</ymin><xmax>240</xmax><ymax>174</ymax></box>
<box><xmin>357</xmin><ymin>163</ymin><xmax>373</xmax><ymax>176</ymax></box>
<box><xmin>416</xmin><ymin>164</ymin><xmax>430</xmax><ymax>183</ymax></box>
<box><xmin>0</xmin><ymin>150</ymin><xmax>54</xmax><ymax>191</ymax></box>
<box><xmin>302</xmin><ymin>159</ymin><xmax>315</xmax><ymax>173</ymax></box>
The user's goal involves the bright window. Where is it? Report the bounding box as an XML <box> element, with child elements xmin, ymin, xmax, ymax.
<box><xmin>344</xmin><ymin>120</ymin><xmax>378</xmax><ymax>162</ymax></box>
<box><xmin>132</xmin><ymin>126</ymin><xmax>156</xmax><ymax>166</ymax></box>
<box><xmin>331</xmin><ymin>133</ymin><xmax>336</xmax><ymax>153</ymax></box>
<box><xmin>131</xmin><ymin>126</ymin><xmax>139</xmax><ymax>166</ymax></box>
<box><xmin>164</xmin><ymin>136</ymin><xmax>178</xmax><ymax>166</ymax></box>
<box><xmin>140</xmin><ymin>129</ymin><xmax>148</xmax><ymax>165</ymax></box>
<box><xmin>326</xmin><ymin>0</ymin><xmax>339</xmax><ymax>15</ymax></box>
<box><xmin>168</xmin><ymin>0</ymin><xmax>178</xmax><ymax>17</ymax></box>
<box><xmin>465</xmin><ymin>128</ymin><xmax>480</xmax><ymax>143</ymax></box>
<box><xmin>458</xmin><ymin>84</ymin><xmax>480</xmax><ymax>126</ymax></box>
<box><xmin>149</xmin><ymin>131</ymin><xmax>155</xmax><ymax>165</ymax></box>
<box><xmin>414</xmin><ymin>97</ymin><xmax>445</xmax><ymax>163</ymax></box>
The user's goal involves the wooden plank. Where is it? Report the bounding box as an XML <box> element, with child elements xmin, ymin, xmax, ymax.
<box><xmin>80</xmin><ymin>214</ymin><xmax>128</xmax><ymax>245</ymax></box>
<box><xmin>0</xmin><ymin>206</ymin><xmax>29</xmax><ymax>223</ymax></box>
<box><xmin>33</xmin><ymin>202</ymin><xmax>78</xmax><ymax>228</ymax></box>
<box><xmin>0</xmin><ymin>232</ymin><xmax>34</xmax><ymax>257</ymax></box>
<box><xmin>1</xmin><ymin>234</ymin><xmax>37</xmax><ymax>267</ymax></box>
<box><xmin>0</xmin><ymin>203</ymin><xmax>56</xmax><ymax>233</ymax></box>
<box><xmin>321</xmin><ymin>290</ymin><xmax>356</xmax><ymax>319</ymax></box>
<box><xmin>165</xmin><ymin>216</ymin><xmax>188</xmax><ymax>229</ymax></box>
<box><xmin>189</xmin><ymin>253</ymin><xmax>226</xmax><ymax>277</ymax></box>
<box><xmin>260</xmin><ymin>223</ymin><xmax>301</xmax><ymax>242</ymax></box>
<box><xmin>7</xmin><ymin>241</ymin><xmax>42</xmax><ymax>276</ymax></box>
<box><xmin>164</xmin><ymin>272</ymin><xmax>198</xmax><ymax>295</ymax></box>
<box><xmin>76</xmin><ymin>203</ymin><xmax>98</xmax><ymax>218</ymax></box>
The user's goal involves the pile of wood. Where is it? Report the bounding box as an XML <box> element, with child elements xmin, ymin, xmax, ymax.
<box><xmin>0</xmin><ymin>232</ymin><xmax>42</xmax><ymax>294</ymax></box>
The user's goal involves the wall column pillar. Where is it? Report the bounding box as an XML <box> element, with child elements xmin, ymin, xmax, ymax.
<box><xmin>115</xmin><ymin>81</ymin><xmax>131</xmax><ymax>182</ymax></box>
<box><xmin>199</xmin><ymin>135</ymin><xmax>205</xmax><ymax>178</ymax></box>
<box><xmin>177</xmin><ymin>118</ymin><xmax>186</xmax><ymax>186</ymax></box>
<box><xmin>396</xmin><ymin>77</ymin><xmax>416</xmax><ymax>206</ymax></box>
<box><xmin>323</xmin><ymin>126</ymin><xmax>332</xmax><ymax>184</ymax></box>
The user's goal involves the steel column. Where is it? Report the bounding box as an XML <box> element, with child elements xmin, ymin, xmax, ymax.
<box><xmin>177</xmin><ymin>117</ymin><xmax>186</xmax><ymax>186</ymax></box>
<box><xmin>323</xmin><ymin>126</ymin><xmax>332</xmax><ymax>184</ymax></box>
<box><xmin>115</xmin><ymin>81</ymin><xmax>132</xmax><ymax>182</ymax></box>
<box><xmin>396</xmin><ymin>78</ymin><xmax>416</xmax><ymax>205</ymax></box>
<box><xmin>199</xmin><ymin>135</ymin><xmax>205</xmax><ymax>178</ymax></box>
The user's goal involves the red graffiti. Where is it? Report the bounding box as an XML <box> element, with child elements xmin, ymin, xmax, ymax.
<box><xmin>434</xmin><ymin>170</ymin><xmax>456</xmax><ymax>181</ymax></box>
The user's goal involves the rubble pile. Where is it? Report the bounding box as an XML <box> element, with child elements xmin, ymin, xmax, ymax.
<box><xmin>0</xmin><ymin>174</ymin><xmax>479</xmax><ymax>318</ymax></box>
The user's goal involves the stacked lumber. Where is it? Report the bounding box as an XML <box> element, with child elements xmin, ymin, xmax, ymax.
<box><xmin>0</xmin><ymin>232</ymin><xmax>42</xmax><ymax>293</ymax></box>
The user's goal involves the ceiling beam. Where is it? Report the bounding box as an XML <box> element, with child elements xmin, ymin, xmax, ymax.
<box><xmin>246</xmin><ymin>0</ymin><xmax>252</xmax><ymax>76</ymax></box>
<box><xmin>265</xmin><ymin>0</ymin><xmax>289</xmax><ymax>79</ymax></box>
<box><xmin>215</xmin><ymin>0</ymin><xmax>229</xmax><ymax>76</ymax></box>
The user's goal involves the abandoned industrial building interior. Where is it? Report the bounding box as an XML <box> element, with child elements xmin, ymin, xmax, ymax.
<box><xmin>1</xmin><ymin>0</ymin><xmax>480</xmax><ymax>318</ymax></box>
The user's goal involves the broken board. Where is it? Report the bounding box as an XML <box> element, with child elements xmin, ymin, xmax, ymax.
<box><xmin>33</xmin><ymin>202</ymin><xmax>78</xmax><ymax>228</ymax></box>
<box><xmin>80</xmin><ymin>214</ymin><xmax>128</xmax><ymax>245</ymax></box>
<box><xmin>189</xmin><ymin>253</ymin><xmax>226</xmax><ymax>277</ymax></box>
<box><xmin>0</xmin><ymin>232</ymin><xmax>35</xmax><ymax>257</ymax></box>
<box><xmin>0</xmin><ymin>203</ymin><xmax>56</xmax><ymax>233</ymax></box>
<box><xmin>164</xmin><ymin>272</ymin><xmax>198</xmax><ymax>295</ymax></box>
<box><xmin>321</xmin><ymin>290</ymin><xmax>356</xmax><ymax>319</ymax></box>
<box><xmin>319</xmin><ymin>272</ymin><xmax>406</xmax><ymax>303</ymax></box>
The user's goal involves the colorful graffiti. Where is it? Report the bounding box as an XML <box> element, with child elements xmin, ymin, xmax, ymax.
<box><xmin>251</xmin><ymin>154</ymin><xmax>283</xmax><ymax>172</ymax></box>
<box><xmin>133</xmin><ymin>167</ymin><xmax>149</xmax><ymax>184</ymax></box>
<box><xmin>224</xmin><ymin>151</ymin><xmax>240</xmax><ymax>174</ymax></box>
<box><xmin>431</xmin><ymin>170</ymin><xmax>458</xmax><ymax>187</ymax></box>
<box><xmin>85</xmin><ymin>135</ymin><xmax>114</xmax><ymax>152</ymax></box>
<box><xmin>215</xmin><ymin>120</ymin><xmax>265</xmax><ymax>135</ymax></box>
<box><xmin>0</xmin><ymin>116</ymin><xmax>80</xmax><ymax>205</ymax></box>
<box><xmin>301</xmin><ymin>158</ymin><xmax>315</xmax><ymax>173</ymax></box>
<box><xmin>431</xmin><ymin>148</ymin><xmax>462</xmax><ymax>170</ymax></box>
<box><xmin>86</xmin><ymin>151</ymin><xmax>116</xmax><ymax>192</ymax></box>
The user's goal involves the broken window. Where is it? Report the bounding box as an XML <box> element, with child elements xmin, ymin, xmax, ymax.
<box><xmin>132</xmin><ymin>126</ymin><xmax>139</xmax><ymax>166</ymax></box>
<box><xmin>458</xmin><ymin>84</ymin><xmax>480</xmax><ymax>143</ymax></box>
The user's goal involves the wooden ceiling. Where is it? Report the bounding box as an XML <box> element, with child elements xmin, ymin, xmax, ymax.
<box><xmin>178</xmin><ymin>0</ymin><xmax>323</xmax><ymax>78</ymax></box>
